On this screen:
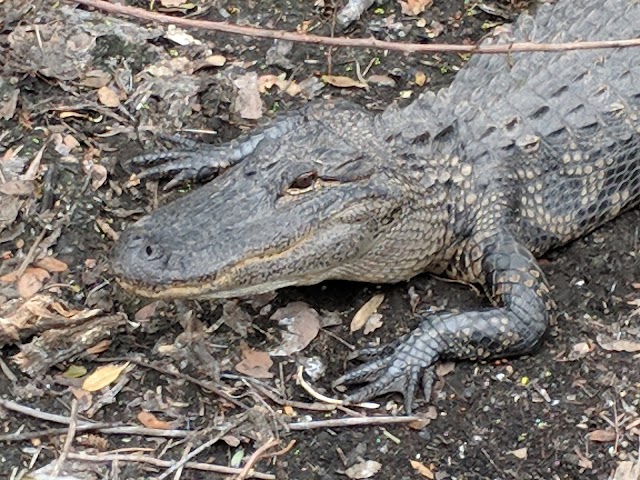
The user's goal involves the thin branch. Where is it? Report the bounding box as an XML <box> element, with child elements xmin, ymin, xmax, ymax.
<box><xmin>68</xmin><ymin>0</ymin><xmax>640</xmax><ymax>54</ymax></box>
<box><xmin>288</xmin><ymin>415</ymin><xmax>421</xmax><ymax>430</ymax></box>
<box><xmin>155</xmin><ymin>417</ymin><xmax>246</xmax><ymax>480</ymax></box>
<box><xmin>235</xmin><ymin>437</ymin><xmax>280</xmax><ymax>480</ymax></box>
<box><xmin>51</xmin><ymin>399</ymin><xmax>79</xmax><ymax>476</ymax></box>
<box><xmin>65</xmin><ymin>452</ymin><xmax>275</xmax><ymax>480</ymax></box>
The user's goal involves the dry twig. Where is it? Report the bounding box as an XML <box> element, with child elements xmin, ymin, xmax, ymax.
<box><xmin>69</xmin><ymin>0</ymin><xmax>640</xmax><ymax>55</ymax></box>
<box><xmin>65</xmin><ymin>452</ymin><xmax>276</xmax><ymax>479</ymax></box>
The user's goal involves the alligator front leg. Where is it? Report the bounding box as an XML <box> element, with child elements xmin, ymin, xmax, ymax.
<box><xmin>333</xmin><ymin>232</ymin><xmax>555</xmax><ymax>414</ymax></box>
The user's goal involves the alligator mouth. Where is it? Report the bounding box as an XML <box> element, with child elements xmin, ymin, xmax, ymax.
<box><xmin>115</xmin><ymin>275</ymin><xmax>297</xmax><ymax>300</ymax></box>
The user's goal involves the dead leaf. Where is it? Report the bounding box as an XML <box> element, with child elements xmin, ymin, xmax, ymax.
<box><xmin>63</xmin><ymin>365</ymin><xmax>87</xmax><ymax>379</ymax></box>
<box><xmin>409</xmin><ymin>460</ymin><xmax>434</xmax><ymax>479</ymax></box>
<box><xmin>400</xmin><ymin>0</ymin><xmax>433</xmax><ymax>16</ymax></box>
<box><xmin>367</xmin><ymin>74</ymin><xmax>396</xmax><ymax>87</ymax></box>
<box><xmin>612</xmin><ymin>460</ymin><xmax>640</xmax><ymax>480</ymax></box>
<box><xmin>435</xmin><ymin>361</ymin><xmax>455</xmax><ymax>377</ymax></box>
<box><xmin>408</xmin><ymin>406</ymin><xmax>438</xmax><ymax>429</ymax></box>
<box><xmin>508</xmin><ymin>447</ymin><xmax>528</xmax><ymax>459</ymax></box>
<box><xmin>415</xmin><ymin>71</ymin><xmax>428</xmax><ymax>86</ymax></box>
<box><xmin>85</xmin><ymin>339</ymin><xmax>112</xmax><ymax>355</ymax></box>
<box><xmin>363</xmin><ymin>313</ymin><xmax>383</xmax><ymax>335</ymax></box>
<box><xmin>204</xmin><ymin>54</ymin><xmax>226</xmax><ymax>67</ymax></box>
<box><xmin>569</xmin><ymin>340</ymin><xmax>594</xmax><ymax>358</ymax></box>
<box><xmin>233</xmin><ymin>72</ymin><xmax>263</xmax><ymax>120</ymax></box>
<box><xmin>344</xmin><ymin>460</ymin><xmax>382</xmax><ymax>479</ymax></box>
<box><xmin>97</xmin><ymin>86</ymin><xmax>120</xmax><ymax>107</ymax></box>
<box><xmin>165</xmin><ymin>27</ymin><xmax>199</xmax><ymax>46</ymax></box>
<box><xmin>35</xmin><ymin>256</ymin><xmax>69</xmax><ymax>273</ymax></box>
<box><xmin>79</xmin><ymin>70</ymin><xmax>112</xmax><ymax>88</ymax></box>
<box><xmin>351</xmin><ymin>294</ymin><xmax>385</xmax><ymax>332</ymax></box>
<box><xmin>95</xmin><ymin>217</ymin><xmax>119</xmax><ymax>242</ymax></box>
<box><xmin>0</xmin><ymin>194</ymin><xmax>22</xmax><ymax>233</ymax></box>
<box><xmin>88</xmin><ymin>164</ymin><xmax>108</xmax><ymax>190</ymax></box>
<box><xmin>235</xmin><ymin>344</ymin><xmax>274</xmax><ymax>379</ymax></box>
<box><xmin>17</xmin><ymin>267</ymin><xmax>50</xmax><ymax>298</ymax></box>
<box><xmin>82</xmin><ymin>362</ymin><xmax>129</xmax><ymax>392</ymax></box>
<box><xmin>321</xmin><ymin>75</ymin><xmax>367</xmax><ymax>89</ymax></box>
<box><xmin>270</xmin><ymin>302</ymin><xmax>321</xmax><ymax>356</ymax></box>
<box><xmin>573</xmin><ymin>446</ymin><xmax>593</xmax><ymax>469</ymax></box>
<box><xmin>597</xmin><ymin>336</ymin><xmax>640</xmax><ymax>353</ymax></box>
<box><xmin>222</xmin><ymin>435</ymin><xmax>241</xmax><ymax>447</ymax></box>
<box><xmin>258</xmin><ymin>73</ymin><xmax>301</xmax><ymax>97</ymax></box>
<box><xmin>0</xmin><ymin>85</ymin><xmax>19</xmax><ymax>120</ymax></box>
<box><xmin>587</xmin><ymin>429</ymin><xmax>616</xmax><ymax>442</ymax></box>
<box><xmin>0</xmin><ymin>180</ymin><xmax>35</xmax><ymax>196</ymax></box>
<box><xmin>137</xmin><ymin>411</ymin><xmax>173</xmax><ymax>429</ymax></box>
<box><xmin>135</xmin><ymin>301</ymin><xmax>161</xmax><ymax>321</ymax></box>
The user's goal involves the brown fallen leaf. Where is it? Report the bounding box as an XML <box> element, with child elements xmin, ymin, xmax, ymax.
<box><xmin>79</xmin><ymin>70</ymin><xmax>112</xmax><ymax>89</ymax></box>
<box><xmin>611</xmin><ymin>460</ymin><xmax>640</xmax><ymax>480</ymax></box>
<box><xmin>400</xmin><ymin>0</ymin><xmax>433</xmax><ymax>16</ymax></box>
<box><xmin>587</xmin><ymin>429</ymin><xmax>617</xmax><ymax>442</ymax></box>
<box><xmin>508</xmin><ymin>447</ymin><xmax>528</xmax><ymax>459</ymax></box>
<box><xmin>435</xmin><ymin>361</ymin><xmax>455</xmax><ymax>377</ymax></box>
<box><xmin>89</xmin><ymin>164</ymin><xmax>108</xmax><ymax>190</ymax></box>
<box><xmin>409</xmin><ymin>460</ymin><xmax>434</xmax><ymax>479</ymax></box>
<box><xmin>258</xmin><ymin>73</ymin><xmax>301</xmax><ymax>97</ymax></box>
<box><xmin>0</xmin><ymin>180</ymin><xmax>35</xmax><ymax>196</ymax></box>
<box><xmin>362</xmin><ymin>313</ymin><xmax>383</xmax><ymax>335</ymax></box>
<box><xmin>415</xmin><ymin>71</ymin><xmax>428</xmax><ymax>86</ymax></box>
<box><xmin>97</xmin><ymin>86</ymin><xmax>120</xmax><ymax>107</ymax></box>
<box><xmin>85</xmin><ymin>339</ymin><xmax>112</xmax><ymax>355</ymax></box>
<box><xmin>408</xmin><ymin>406</ymin><xmax>438</xmax><ymax>429</ymax></box>
<box><xmin>134</xmin><ymin>301</ymin><xmax>161</xmax><ymax>321</ymax></box>
<box><xmin>137</xmin><ymin>411</ymin><xmax>173</xmax><ymax>430</ymax></box>
<box><xmin>235</xmin><ymin>344</ymin><xmax>274</xmax><ymax>379</ymax></box>
<box><xmin>82</xmin><ymin>362</ymin><xmax>130</xmax><ymax>392</ymax></box>
<box><xmin>35</xmin><ymin>256</ymin><xmax>69</xmax><ymax>273</ymax></box>
<box><xmin>597</xmin><ymin>336</ymin><xmax>640</xmax><ymax>353</ymax></box>
<box><xmin>321</xmin><ymin>75</ymin><xmax>367</xmax><ymax>89</ymax></box>
<box><xmin>17</xmin><ymin>267</ymin><xmax>50</xmax><ymax>298</ymax></box>
<box><xmin>233</xmin><ymin>72</ymin><xmax>264</xmax><ymax>120</ymax></box>
<box><xmin>351</xmin><ymin>294</ymin><xmax>385</xmax><ymax>332</ymax></box>
<box><xmin>367</xmin><ymin>74</ymin><xmax>396</xmax><ymax>87</ymax></box>
<box><xmin>270</xmin><ymin>302</ymin><xmax>321</xmax><ymax>356</ymax></box>
<box><xmin>204</xmin><ymin>54</ymin><xmax>226</xmax><ymax>67</ymax></box>
<box><xmin>569</xmin><ymin>340</ymin><xmax>595</xmax><ymax>359</ymax></box>
<box><xmin>344</xmin><ymin>460</ymin><xmax>382</xmax><ymax>479</ymax></box>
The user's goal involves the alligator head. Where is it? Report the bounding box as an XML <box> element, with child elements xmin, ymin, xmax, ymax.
<box><xmin>111</xmin><ymin>105</ymin><xmax>452</xmax><ymax>299</ymax></box>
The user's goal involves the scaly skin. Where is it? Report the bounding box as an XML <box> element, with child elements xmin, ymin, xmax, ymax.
<box><xmin>112</xmin><ymin>0</ymin><xmax>640</xmax><ymax>413</ymax></box>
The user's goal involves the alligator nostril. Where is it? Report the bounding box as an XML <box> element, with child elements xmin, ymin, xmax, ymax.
<box><xmin>141</xmin><ymin>241</ymin><xmax>167</xmax><ymax>262</ymax></box>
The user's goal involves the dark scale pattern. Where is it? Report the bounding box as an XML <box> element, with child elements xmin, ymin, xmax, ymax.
<box><xmin>113</xmin><ymin>0</ymin><xmax>640</xmax><ymax>411</ymax></box>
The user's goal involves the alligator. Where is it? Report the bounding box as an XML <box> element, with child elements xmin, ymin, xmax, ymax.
<box><xmin>111</xmin><ymin>0</ymin><xmax>640</xmax><ymax>413</ymax></box>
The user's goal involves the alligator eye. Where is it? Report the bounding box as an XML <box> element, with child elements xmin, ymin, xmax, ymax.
<box><xmin>287</xmin><ymin>171</ymin><xmax>318</xmax><ymax>192</ymax></box>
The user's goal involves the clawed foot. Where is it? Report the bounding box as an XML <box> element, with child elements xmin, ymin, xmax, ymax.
<box><xmin>333</xmin><ymin>336</ymin><xmax>438</xmax><ymax>415</ymax></box>
<box><xmin>126</xmin><ymin>135</ymin><xmax>244</xmax><ymax>190</ymax></box>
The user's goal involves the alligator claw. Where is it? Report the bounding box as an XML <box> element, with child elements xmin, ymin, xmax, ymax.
<box><xmin>126</xmin><ymin>143</ymin><xmax>235</xmax><ymax>188</ymax></box>
<box><xmin>333</xmin><ymin>338</ymin><xmax>437</xmax><ymax>414</ymax></box>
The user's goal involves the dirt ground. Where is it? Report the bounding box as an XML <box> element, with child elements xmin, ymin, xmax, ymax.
<box><xmin>1</xmin><ymin>0</ymin><xmax>639</xmax><ymax>479</ymax></box>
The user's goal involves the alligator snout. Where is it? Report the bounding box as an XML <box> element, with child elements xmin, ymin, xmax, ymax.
<box><xmin>111</xmin><ymin>227</ymin><xmax>171</xmax><ymax>285</ymax></box>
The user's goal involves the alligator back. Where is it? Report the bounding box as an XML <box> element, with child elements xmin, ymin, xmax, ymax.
<box><xmin>387</xmin><ymin>0</ymin><xmax>640</xmax><ymax>256</ymax></box>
